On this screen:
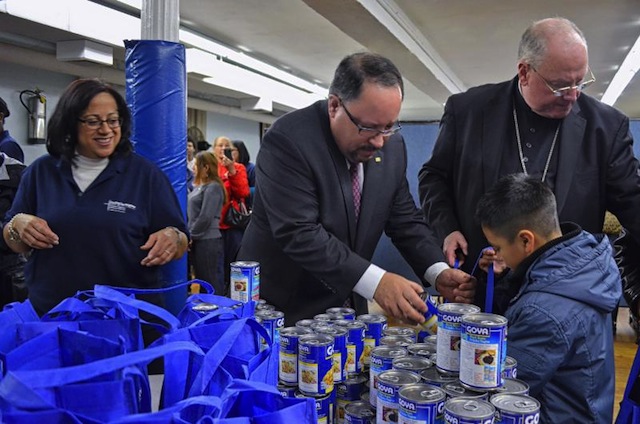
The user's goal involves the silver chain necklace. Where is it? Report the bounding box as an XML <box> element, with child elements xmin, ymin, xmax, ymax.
<box><xmin>512</xmin><ymin>107</ymin><xmax>560</xmax><ymax>182</ymax></box>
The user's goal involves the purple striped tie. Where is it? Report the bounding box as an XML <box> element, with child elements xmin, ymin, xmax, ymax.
<box><xmin>350</xmin><ymin>162</ymin><xmax>361</xmax><ymax>221</ymax></box>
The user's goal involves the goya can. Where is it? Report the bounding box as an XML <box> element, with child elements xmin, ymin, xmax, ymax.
<box><xmin>357</xmin><ymin>314</ymin><xmax>388</xmax><ymax>367</ymax></box>
<box><xmin>490</xmin><ymin>393</ymin><xmax>540</xmax><ymax>424</ymax></box>
<box><xmin>315</xmin><ymin>325</ymin><xmax>348</xmax><ymax>383</ymax></box>
<box><xmin>334</xmin><ymin>319</ymin><xmax>366</xmax><ymax>375</ymax></box>
<box><xmin>442</xmin><ymin>380</ymin><xmax>488</xmax><ymax>400</ymax></box>
<box><xmin>398</xmin><ymin>383</ymin><xmax>446</xmax><ymax>424</ymax></box>
<box><xmin>490</xmin><ymin>378</ymin><xmax>529</xmax><ymax>397</ymax></box>
<box><xmin>392</xmin><ymin>356</ymin><xmax>433</xmax><ymax>374</ymax></box>
<box><xmin>255</xmin><ymin>302</ymin><xmax>275</xmax><ymax>312</ymax></box>
<box><xmin>327</xmin><ymin>307</ymin><xmax>356</xmax><ymax>320</ymax></box>
<box><xmin>229</xmin><ymin>261</ymin><xmax>260</xmax><ymax>302</ymax></box>
<box><xmin>383</xmin><ymin>326</ymin><xmax>417</xmax><ymax>342</ymax></box>
<box><xmin>345</xmin><ymin>400</ymin><xmax>376</xmax><ymax>424</ymax></box>
<box><xmin>420</xmin><ymin>367</ymin><xmax>458</xmax><ymax>387</ymax></box>
<box><xmin>280</xmin><ymin>326</ymin><xmax>314</xmax><ymax>385</ymax></box>
<box><xmin>315</xmin><ymin>313</ymin><xmax>335</xmax><ymax>322</ymax></box>
<box><xmin>296</xmin><ymin>319</ymin><xmax>317</xmax><ymax>329</ymax></box>
<box><xmin>408</xmin><ymin>343</ymin><xmax>437</xmax><ymax>358</ymax></box>
<box><xmin>298</xmin><ymin>333</ymin><xmax>335</xmax><ymax>395</ymax></box>
<box><xmin>502</xmin><ymin>356</ymin><xmax>517</xmax><ymax>379</ymax></box>
<box><xmin>296</xmin><ymin>389</ymin><xmax>335</xmax><ymax>424</ymax></box>
<box><xmin>376</xmin><ymin>369</ymin><xmax>421</xmax><ymax>424</ymax></box>
<box><xmin>278</xmin><ymin>382</ymin><xmax>298</xmax><ymax>397</ymax></box>
<box><xmin>369</xmin><ymin>345</ymin><xmax>408</xmax><ymax>408</ymax></box>
<box><xmin>443</xmin><ymin>398</ymin><xmax>495</xmax><ymax>424</ymax></box>
<box><xmin>436</xmin><ymin>303</ymin><xmax>481</xmax><ymax>373</ymax></box>
<box><xmin>255</xmin><ymin>309</ymin><xmax>285</xmax><ymax>351</ymax></box>
<box><xmin>419</xmin><ymin>292</ymin><xmax>440</xmax><ymax>335</ymax></box>
<box><xmin>459</xmin><ymin>313</ymin><xmax>508</xmax><ymax>390</ymax></box>
<box><xmin>380</xmin><ymin>335</ymin><xmax>415</xmax><ymax>348</ymax></box>
<box><xmin>336</xmin><ymin>374</ymin><xmax>367</xmax><ymax>424</ymax></box>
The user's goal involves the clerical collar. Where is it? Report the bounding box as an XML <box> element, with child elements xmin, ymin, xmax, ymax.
<box><xmin>514</xmin><ymin>82</ymin><xmax>562</xmax><ymax>126</ymax></box>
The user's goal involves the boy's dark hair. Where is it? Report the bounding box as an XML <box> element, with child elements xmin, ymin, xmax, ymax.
<box><xmin>475</xmin><ymin>173</ymin><xmax>559</xmax><ymax>241</ymax></box>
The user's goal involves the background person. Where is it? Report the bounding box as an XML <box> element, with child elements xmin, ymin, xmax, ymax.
<box><xmin>212</xmin><ymin>135</ymin><xmax>250</xmax><ymax>293</ymax></box>
<box><xmin>188</xmin><ymin>151</ymin><xmax>226</xmax><ymax>294</ymax></box>
<box><xmin>0</xmin><ymin>96</ymin><xmax>25</xmax><ymax>162</ymax></box>
<box><xmin>2</xmin><ymin>78</ymin><xmax>188</xmax><ymax>316</ymax></box>
<box><xmin>238</xmin><ymin>52</ymin><xmax>475</xmax><ymax>325</ymax></box>
<box><xmin>232</xmin><ymin>140</ymin><xmax>255</xmax><ymax>207</ymax></box>
<box><xmin>476</xmin><ymin>174</ymin><xmax>619</xmax><ymax>424</ymax></box>
<box><xmin>418</xmin><ymin>17</ymin><xmax>640</xmax><ymax>312</ymax></box>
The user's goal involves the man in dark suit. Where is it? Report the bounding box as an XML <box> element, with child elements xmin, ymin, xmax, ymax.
<box><xmin>238</xmin><ymin>52</ymin><xmax>476</xmax><ymax>325</ymax></box>
<box><xmin>419</xmin><ymin>17</ymin><xmax>640</xmax><ymax>310</ymax></box>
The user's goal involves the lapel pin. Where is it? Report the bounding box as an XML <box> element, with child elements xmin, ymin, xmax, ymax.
<box><xmin>375</xmin><ymin>157</ymin><xmax>381</xmax><ymax>163</ymax></box>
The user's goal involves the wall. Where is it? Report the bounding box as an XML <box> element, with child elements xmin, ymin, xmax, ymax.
<box><xmin>205</xmin><ymin>112</ymin><xmax>261</xmax><ymax>161</ymax></box>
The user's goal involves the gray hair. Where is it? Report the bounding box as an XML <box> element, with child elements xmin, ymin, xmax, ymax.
<box><xmin>518</xmin><ymin>17</ymin><xmax>587</xmax><ymax>68</ymax></box>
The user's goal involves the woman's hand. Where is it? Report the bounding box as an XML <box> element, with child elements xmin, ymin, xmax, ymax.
<box><xmin>3</xmin><ymin>213</ymin><xmax>59</xmax><ymax>252</ymax></box>
<box><xmin>140</xmin><ymin>227</ymin><xmax>188</xmax><ymax>266</ymax></box>
<box><xmin>219</xmin><ymin>152</ymin><xmax>236</xmax><ymax>175</ymax></box>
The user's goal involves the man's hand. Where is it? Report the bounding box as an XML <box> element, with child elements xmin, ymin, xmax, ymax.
<box><xmin>443</xmin><ymin>231</ymin><xmax>468</xmax><ymax>267</ymax></box>
<box><xmin>435</xmin><ymin>268</ymin><xmax>476</xmax><ymax>303</ymax></box>
<box><xmin>373</xmin><ymin>273</ymin><xmax>427</xmax><ymax>325</ymax></box>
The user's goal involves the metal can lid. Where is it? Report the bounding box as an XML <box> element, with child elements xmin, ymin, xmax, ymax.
<box><xmin>378</xmin><ymin>369</ymin><xmax>422</xmax><ymax>386</ymax></box>
<box><xmin>255</xmin><ymin>309</ymin><xmax>285</xmax><ymax>320</ymax></box>
<box><xmin>383</xmin><ymin>326</ymin><xmax>417</xmax><ymax>338</ymax></box>
<box><xmin>326</xmin><ymin>307</ymin><xmax>356</xmax><ymax>316</ymax></box>
<box><xmin>504</xmin><ymin>355</ymin><xmax>517</xmax><ymax>368</ymax></box>
<box><xmin>491</xmin><ymin>378</ymin><xmax>529</xmax><ymax>395</ymax></box>
<box><xmin>444</xmin><ymin>398</ymin><xmax>495</xmax><ymax>419</ymax></box>
<box><xmin>420</xmin><ymin>367</ymin><xmax>458</xmax><ymax>384</ymax></box>
<box><xmin>280</xmin><ymin>326</ymin><xmax>314</xmax><ymax>337</ymax></box>
<box><xmin>461</xmin><ymin>312</ymin><xmax>508</xmax><ymax>327</ymax></box>
<box><xmin>437</xmin><ymin>303</ymin><xmax>481</xmax><ymax>315</ymax></box>
<box><xmin>191</xmin><ymin>303</ymin><xmax>219</xmax><ymax>312</ymax></box>
<box><xmin>299</xmin><ymin>333</ymin><xmax>334</xmax><ymax>346</ymax></box>
<box><xmin>295</xmin><ymin>319</ymin><xmax>316</xmax><ymax>328</ymax></box>
<box><xmin>314</xmin><ymin>325</ymin><xmax>347</xmax><ymax>337</ymax></box>
<box><xmin>371</xmin><ymin>345</ymin><xmax>408</xmax><ymax>359</ymax></box>
<box><xmin>442</xmin><ymin>380</ymin><xmax>487</xmax><ymax>398</ymax></box>
<box><xmin>399</xmin><ymin>383</ymin><xmax>446</xmax><ymax>403</ymax></box>
<box><xmin>490</xmin><ymin>393</ymin><xmax>540</xmax><ymax>413</ymax></box>
<box><xmin>255</xmin><ymin>303</ymin><xmax>275</xmax><ymax>311</ymax></box>
<box><xmin>379</xmin><ymin>335</ymin><xmax>414</xmax><ymax>347</ymax></box>
<box><xmin>392</xmin><ymin>356</ymin><xmax>432</xmax><ymax>372</ymax></box>
<box><xmin>334</xmin><ymin>319</ymin><xmax>366</xmax><ymax>329</ymax></box>
<box><xmin>407</xmin><ymin>343</ymin><xmax>437</xmax><ymax>356</ymax></box>
<box><xmin>230</xmin><ymin>261</ymin><xmax>260</xmax><ymax>267</ymax></box>
<box><xmin>345</xmin><ymin>400</ymin><xmax>375</xmax><ymax>418</ymax></box>
<box><xmin>314</xmin><ymin>313</ymin><xmax>334</xmax><ymax>321</ymax></box>
<box><xmin>356</xmin><ymin>313</ymin><xmax>387</xmax><ymax>324</ymax></box>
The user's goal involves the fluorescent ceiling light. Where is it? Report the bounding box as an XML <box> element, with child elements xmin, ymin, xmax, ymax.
<box><xmin>357</xmin><ymin>0</ymin><xmax>466</xmax><ymax>94</ymax></box>
<box><xmin>601</xmin><ymin>34</ymin><xmax>640</xmax><ymax>106</ymax></box>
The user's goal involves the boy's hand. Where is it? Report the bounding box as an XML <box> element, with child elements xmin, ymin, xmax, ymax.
<box><xmin>479</xmin><ymin>248</ymin><xmax>507</xmax><ymax>274</ymax></box>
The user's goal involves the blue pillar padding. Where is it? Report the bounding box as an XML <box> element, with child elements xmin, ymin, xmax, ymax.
<box><xmin>124</xmin><ymin>40</ymin><xmax>187</xmax><ymax>314</ymax></box>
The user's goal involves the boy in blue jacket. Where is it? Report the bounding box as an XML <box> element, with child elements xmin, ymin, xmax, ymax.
<box><xmin>475</xmin><ymin>173</ymin><xmax>620</xmax><ymax>423</ymax></box>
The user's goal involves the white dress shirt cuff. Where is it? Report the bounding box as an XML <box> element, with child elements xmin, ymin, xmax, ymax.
<box><xmin>424</xmin><ymin>262</ymin><xmax>450</xmax><ymax>287</ymax></box>
<box><xmin>353</xmin><ymin>264</ymin><xmax>386</xmax><ymax>301</ymax></box>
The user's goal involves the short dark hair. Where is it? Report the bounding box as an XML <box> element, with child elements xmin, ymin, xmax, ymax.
<box><xmin>47</xmin><ymin>78</ymin><xmax>132</xmax><ymax>162</ymax></box>
<box><xmin>232</xmin><ymin>140</ymin><xmax>250</xmax><ymax>166</ymax></box>
<box><xmin>0</xmin><ymin>96</ymin><xmax>9</xmax><ymax>118</ymax></box>
<box><xmin>475</xmin><ymin>173</ymin><xmax>559</xmax><ymax>241</ymax></box>
<box><xmin>329</xmin><ymin>52</ymin><xmax>404</xmax><ymax>102</ymax></box>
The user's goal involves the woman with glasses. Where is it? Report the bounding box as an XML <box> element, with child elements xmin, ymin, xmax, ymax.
<box><xmin>1</xmin><ymin>78</ymin><xmax>188</xmax><ymax>316</ymax></box>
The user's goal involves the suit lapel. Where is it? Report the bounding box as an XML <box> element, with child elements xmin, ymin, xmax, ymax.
<box><xmin>555</xmin><ymin>103</ymin><xmax>585</xmax><ymax>214</ymax></box>
<box><xmin>326</xmin><ymin>136</ymin><xmax>358</xmax><ymax>247</ymax></box>
<box><xmin>482</xmin><ymin>81</ymin><xmax>516</xmax><ymax>192</ymax></box>
<box><xmin>357</xmin><ymin>151</ymin><xmax>385</xmax><ymax>247</ymax></box>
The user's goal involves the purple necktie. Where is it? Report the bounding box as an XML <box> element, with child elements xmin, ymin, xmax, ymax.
<box><xmin>350</xmin><ymin>162</ymin><xmax>361</xmax><ymax>221</ymax></box>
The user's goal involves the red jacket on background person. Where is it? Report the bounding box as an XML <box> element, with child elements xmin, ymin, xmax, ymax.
<box><xmin>218</xmin><ymin>162</ymin><xmax>250</xmax><ymax>230</ymax></box>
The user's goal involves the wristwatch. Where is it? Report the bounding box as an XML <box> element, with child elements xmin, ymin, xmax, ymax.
<box><xmin>7</xmin><ymin>214</ymin><xmax>21</xmax><ymax>242</ymax></box>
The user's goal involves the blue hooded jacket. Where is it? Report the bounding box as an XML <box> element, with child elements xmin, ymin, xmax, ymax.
<box><xmin>504</xmin><ymin>223</ymin><xmax>621</xmax><ymax>423</ymax></box>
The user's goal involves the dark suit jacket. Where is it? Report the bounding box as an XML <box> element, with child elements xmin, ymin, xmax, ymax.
<box><xmin>419</xmin><ymin>77</ymin><xmax>640</xmax><ymax>306</ymax></box>
<box><xmin>238</xmin><ymin>100</ymin><xmax>445</xmax><ymax>325</ymax></box>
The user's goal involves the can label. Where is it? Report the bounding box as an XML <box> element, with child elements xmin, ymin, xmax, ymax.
<box><xmin>336</xmin><ymin>375</ymin><xmax>367</xmax><ymax>423</ymax></box>
<box><xmin>296</xmin><ymin>390</ymin><xmax>335</xmax><ymax>424</ymax></box>
<box><xmin>436</xmin><ymin>304</ymin><xmax>480</xmax><ymax>373</ymax></box>
<box><xmin>376</xmin><ymin>370</ymin><xmax>421</xmax><ymax>424</ymax></box>
<box><xmin>420</xmin><ymin>293</ymin><xmax>440</xmax><ymax>335</ymax></box>
<box><xmin>315</xmin><ymin>326</ymin><xmax>348</xmax><ymax>383</ymax></box>
<box><xmin>278</xmin><ymin>383</ymin><xmax>298</xmax><ymax>397</ymax></box>
<box><xmin>229</xmin><ymin>261</ymin><xmax>260</xmax><ymax>302</ymax></box>
<box><xmin>345</xmin><ymin>400</ymin><xmax>376</xmax><ymax>424</ymax></box>
<box><xmin>459</xmin><ymin>313</ymin><xmax>508</xmax><ymax>390</ymax></box>
<box><xmin>398</xmin><ymin>384</ymin><xmax>446</xmax><ymax>424</ymax></box>
<box><xmin>357</xmin><ymin>314</ymin><xmax>388</xmax><ymax>367</ymax></box>
<box><xmin>369</xmin><ymin>346</ymin><xmax>408</xmax><ymax>408</ymax></box>
<box><xmin>280</xmin><ymin>327</ymin><xmax>313</xmax><ymax>385</ymax></box>
<box><xmin>256</xmin><ymin>310</ymin><xmax>285</xmax><ymax>352</ymax></box>
<box><xmin>502</xmin><ymin>356</ymin><xmax>517</xmax><ymax>379</ymax></box>
<box><xmin>335</xmin><ymin>320</ymin><xmax>366</xmax><ymax>375</ymax></box>
<box><xmin>299</xmin><ymin>334</ymin><xmax>335</xmax><ymax>395</ymax></box>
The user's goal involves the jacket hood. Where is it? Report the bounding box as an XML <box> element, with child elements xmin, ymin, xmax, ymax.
<box><xmin>516</xmin><ymin>229</ymin><xmax>621</xmax><ymax>313</ymax></box>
